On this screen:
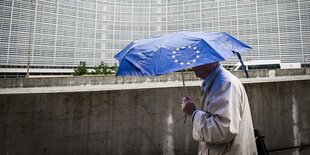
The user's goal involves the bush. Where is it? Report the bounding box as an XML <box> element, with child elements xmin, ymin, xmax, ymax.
<box><xmin>74</xmin><ymin>61</ymin><xmax>117</xmax><ymax>76</ymax></box>
<box><xmin>73</xmin><ymin>61</ymin><xmax>88</xmax><ymax>76</ymax></box>
<box><xmin>92</xmin><ymin>61</ymin><xmax>111</xmax><ymax>75</ymax></box>
<box><xmin>93</xmin><ymin>62</ymin><xmax>118</xmax><ymax>75</ymax></box>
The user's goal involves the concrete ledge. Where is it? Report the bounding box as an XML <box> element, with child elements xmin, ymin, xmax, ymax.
<box><xmin>1</xmin><ymin>75</ymin><xmax>310</xmax><ymax>95</ymax></box>
<box><xmin>0</xmin><ymin>68</ymin><xmax>309</xmax><ymax>88</ymax></box>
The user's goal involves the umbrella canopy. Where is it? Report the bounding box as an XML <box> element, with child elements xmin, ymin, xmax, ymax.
<box><xmin>115</xmin><ymin>32</ymin><xmax>251</xmax><ymax>76</ymax></box>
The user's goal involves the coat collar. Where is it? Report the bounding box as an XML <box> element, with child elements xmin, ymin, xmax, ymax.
<box><xmin>201</xmin><ymin>63</ymin><xmax>222</xmax><ymax>94</ymax></box>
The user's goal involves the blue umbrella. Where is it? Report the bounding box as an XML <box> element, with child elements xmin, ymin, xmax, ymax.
<box><xmin>115</xmin><ymin>32</ymin><xmax>251</xmax><ymax>123</ymax></box>
<box><xmin>115</xmin><ymin>32</ymin><xmax>251</xmax><ymax>78</ymax></box>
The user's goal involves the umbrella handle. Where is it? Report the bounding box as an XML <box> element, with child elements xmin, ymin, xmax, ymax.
<box><xmin>181</xmin><ymin>70</ymin><xmax>188</xmax><ymax>123</ymax></box>
<box><xmin>234</xmin><ymin>51</ymin><xmax>249</xmax><ymax>78</ymax></box>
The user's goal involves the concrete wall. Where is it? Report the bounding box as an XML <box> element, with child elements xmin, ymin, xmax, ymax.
<box><xmin>275</xmin><ymin>68</ymin><xmax>307</xmax><ymax>77</ymax></box>
<box><xmin>0</xmin><ymin>72</ymin><xmax>196</xmax><ymax>88</ymax></box>
<box><xmin>244</xmin><ymin>80</ymin><xmax>310</xmax><ymax>155</ymax></box>
<box><xmin>0</xmin><ymin>79</ymin><xmax>310</xmax><ymax>155</ymax></box>
<box><xmin>1</xmin><ymin>68</ymin><xmax>310</xmax><ymax>88</ymax></box>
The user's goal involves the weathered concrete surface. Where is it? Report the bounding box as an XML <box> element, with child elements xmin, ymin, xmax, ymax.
<box><xmin>275</xmin><ymin>68</ymin><xmax>308</xmax><ymax>77</ymax></box>
<box><xmin>244</xmin><ymin>79</ymin><xmax>310</xmax><ymax>155</ymax></box>
<box><xmin>0</xmin><ymin>76</ymin><xmax>310</xmax><ymax>155</ymax></box>
<box><xmin>1</xmin><ymin>68</ymin><xmax>309</xmax><ymax>88</ymax></box>
<box><xmin>0</xmin><ymin>72</ymin><xmax>199</xmax><ymax>88</ymax></box>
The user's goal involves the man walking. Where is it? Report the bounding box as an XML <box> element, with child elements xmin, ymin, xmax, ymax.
<box><xmin>181</xmin><ymin>62</ymin><xmax>257</xmax><ymax>155</ymax></box>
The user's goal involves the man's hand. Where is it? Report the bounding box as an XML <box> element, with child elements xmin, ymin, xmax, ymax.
<box><xmin>181</xmin><ymin>96</ymin><xmax>197</xmax><ymax>116</ymax></box>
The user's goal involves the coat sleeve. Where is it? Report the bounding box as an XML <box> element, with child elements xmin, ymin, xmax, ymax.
<box><xmin>192</xmin><ymin>81</ymin><xmax>242</xmax><ymax>144</ymax></box>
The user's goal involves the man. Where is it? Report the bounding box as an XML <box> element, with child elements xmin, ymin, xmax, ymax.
<box><xmin>181</xmin><ymin>62</ymin><xmax>257</xmax><ymax>155</ymax></box>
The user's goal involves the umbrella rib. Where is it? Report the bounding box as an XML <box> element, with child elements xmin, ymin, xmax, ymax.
<box><xmin>199</xmin><ymin>39</ymin><xmax>225</xmax><ymax>60</ymax></box>
<box><xmin>124</xmin><ymin>58</ymin><xmax>146</xmax><ymax>76</ymax></box>
<box><xmin>116</xmin><ymin>53</ymin><xmax>148</xmax><ymax>76</ymax></box>
<box><xmin>115</xmin><ymin>42</ymin><xmax>136</xmax><ymax>68</ymax></box>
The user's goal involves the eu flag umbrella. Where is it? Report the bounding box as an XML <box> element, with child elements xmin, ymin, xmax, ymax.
<box><xmin>114</xmin><ymin>32</ymin><xmax>251</xmax><ymax>123</ymax></box>
<box><xmin>115</xmin><ymin>32</ymin><xmax>251</xmax><ymax>78</ymax></box>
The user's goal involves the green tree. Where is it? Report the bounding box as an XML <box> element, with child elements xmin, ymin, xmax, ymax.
<box><xmin>73</xmin><ymin>61</ymin><xmax>88</xmax><ymax>76</ymax></box>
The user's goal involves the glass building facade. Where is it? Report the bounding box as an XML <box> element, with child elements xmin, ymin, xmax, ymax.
<box><xmin>0</xmin><ymin>0</ymin><xmax>310</xmax><ymax>75</ymax></box>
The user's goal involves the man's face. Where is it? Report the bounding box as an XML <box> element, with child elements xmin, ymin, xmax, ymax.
<box><xmin>192</xmin><ymin>63</ymin><xmax>217</xmax><ymax>79</ymax></box>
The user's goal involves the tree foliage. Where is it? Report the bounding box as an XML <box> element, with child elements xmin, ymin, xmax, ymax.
<box><xmin>92</xmin><ymin>61</ymin><xmax>113</xmax><ymax>75</ymax></box>
<box><xmin>73</xmin><ymin>61</ymin><xmax>117</xmax><ymax>76</ymax></box>
<box><xmin>73</xmin><ymin>61</ymin><xmax>88</xmax><ymax>76</ymax></box>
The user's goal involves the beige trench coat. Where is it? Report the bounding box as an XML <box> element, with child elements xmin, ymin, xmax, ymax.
<box><xmin>192</xmin><ymin>64</ymin><xmax>257</xmax><ymax>155</ymax></box>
